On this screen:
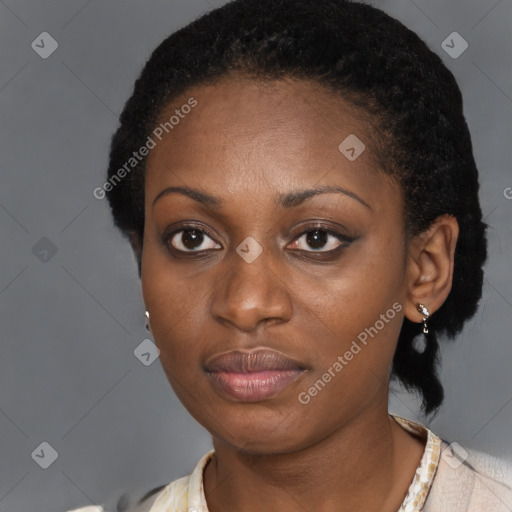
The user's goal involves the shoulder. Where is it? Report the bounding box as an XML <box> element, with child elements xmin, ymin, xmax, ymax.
<box><xmin>66</xmin><ymin>451</ymin><xmax>214</xmax><ymax>512</ymax></box>
<box><xmin>132</xmin><ymin>450</ymin><xmax>213</xmax><ymax>512</ymax></box>
<box><xmin>424</xmin><ymin>440</ymin><xmax>512</xmax><ymax>511</ymax></box>
<box><xmin>135</xmin><ymin>474</ymin><xmax>193</xmax><ymax>511</ymax></box>
<box><xmin>142</xmin><ymin>450</ymin><xmax>214</xmax><ymax>511</ymax></box>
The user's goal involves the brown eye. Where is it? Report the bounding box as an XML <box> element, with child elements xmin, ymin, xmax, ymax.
<box><xmin>167</xmin><ymin>227</ymin><xmax>221</xmax><ymax>252</ymax></box>
<box><xmin>289</xmin><ymin>228</ymin><xmax>350</xmax><ymax>253</ymax></box>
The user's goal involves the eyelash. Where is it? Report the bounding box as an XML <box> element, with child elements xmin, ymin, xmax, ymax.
<box><xmin>163</xmin><ymin>223</ymin><xmax>355</xmax><ymax>258</ymax></box>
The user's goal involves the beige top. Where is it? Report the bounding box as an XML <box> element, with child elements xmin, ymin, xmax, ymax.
<box><xmin>69</xmin><ymin>415</ymin><xmax>512</xmax><ymax>512</ymax></box>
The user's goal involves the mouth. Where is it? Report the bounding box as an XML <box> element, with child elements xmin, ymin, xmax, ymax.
<box><xmin>204</xmin><ymin>348</ymin><xmax>307</xmax><ymax>402</ymax></box>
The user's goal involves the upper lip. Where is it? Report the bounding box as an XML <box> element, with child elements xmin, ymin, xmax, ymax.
<box><xmin>205</xmin><ymin>348</ymin><xmax>305</xmax><ymax>373</ymax></box>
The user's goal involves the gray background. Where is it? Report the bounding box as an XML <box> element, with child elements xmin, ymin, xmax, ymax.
<box><xmin>0</xmin><ymin>1</ymin><xmax>511</xmax><ymax>511</ymax></box>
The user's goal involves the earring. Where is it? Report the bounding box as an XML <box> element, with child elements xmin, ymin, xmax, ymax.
<box><xmin>145</xmin><ymin>310</ymin><xmax>151</xmax><ymax>332</ymax></box>
<box><xmin>416</xmin><ymin>303</ymin><xmax>430</xmax><ymax>334</ymax></box>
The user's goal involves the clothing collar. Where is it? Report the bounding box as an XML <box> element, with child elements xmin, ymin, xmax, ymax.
<box><xmin>151</xmin><ymin>414</ymin><xmax>441</xmax><ymax>512</ymax></box>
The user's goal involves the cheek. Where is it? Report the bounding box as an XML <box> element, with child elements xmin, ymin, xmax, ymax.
<box><xmin>288</xmin><ymin>234</ymin><xmax>406</xmax><ymax>391</ymax></box>
<box><xmin>291</xmin><ymin>298</ymin><xmax>403</xmax><ymax>437</ymax></box>
<box><xmin>141</xmin><ymin>241</ymin><xmax>208</xmax><ymax>372</ymax></box>
<box><xmin>290</xmin><ymin>233</ymin><xmax>405</xmax><ymax>336</ymax></box>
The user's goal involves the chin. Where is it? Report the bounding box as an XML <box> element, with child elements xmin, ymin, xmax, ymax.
<box><xmin>206</xmin><ymin>405</ymin><xmax>314</xmax><ymax>455</ymax></box>
<box><xmin>220</xmin><ymin>432</ymin><xmax>306</xmax><ymax>456</ymax></box>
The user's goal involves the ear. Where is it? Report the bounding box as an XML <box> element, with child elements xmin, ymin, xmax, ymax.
<box><xmin>403</xmin><ymin>214</ymin><xmax>459</xmax><ymax>324</ymax></box>
<box><xmin>128</xmin><ymin>231</ymin><xmax>143</xmax><ymax>276</ymax></box>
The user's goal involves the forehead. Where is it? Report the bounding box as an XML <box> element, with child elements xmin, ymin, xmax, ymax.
<box><xmin>144</xmin><ymin>76</ymin><xmax>398</xmax><ymax>214</ymax></box>
<box><xmin>149</xmin><ymin>76</ymin><xmax>375</xmax><ymax>160</ymax></box>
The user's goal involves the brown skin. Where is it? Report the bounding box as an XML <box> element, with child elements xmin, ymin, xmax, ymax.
<box><xmin>134</xmin><ymin>77</ymin><xmax>459</xmax><ymax>512</ymax></box>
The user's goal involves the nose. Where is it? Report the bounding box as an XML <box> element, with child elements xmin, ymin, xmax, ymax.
<box><xmin>210</xmin><ymin>244</ymin><xmax>293</xmax><ymax>332</ymax></box>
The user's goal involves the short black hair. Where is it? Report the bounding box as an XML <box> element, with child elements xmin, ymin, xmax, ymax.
<box><xmin>106</xmin><ymin>0</ymin><xmax>487</xmax><ymax>415</ymax></box>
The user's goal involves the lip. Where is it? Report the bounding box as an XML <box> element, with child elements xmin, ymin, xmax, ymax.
<box><xmin>204</xmin><ymin>349</ymin><xmax>307</xmax><ymax>402</ymax></box>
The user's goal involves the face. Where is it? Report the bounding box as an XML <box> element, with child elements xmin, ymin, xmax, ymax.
<box><xmin>141</xmin><ymin>77</ymin><xmax>409</xmax><ymax>454</ymax></box>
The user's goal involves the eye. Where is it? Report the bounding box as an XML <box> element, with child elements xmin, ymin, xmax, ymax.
<box><xmin>165</xmin><ymin>226</ymin><xmax>221</xmax><ymax>253</ymax></box>
<box><xmin>288</xmin><ymin>227</ymin><xmax>352</xmax><ymax>253</ymax></box>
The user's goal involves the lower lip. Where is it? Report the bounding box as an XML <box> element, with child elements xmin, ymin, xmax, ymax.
<box><xmin>207</xmin><ymin>370</ymin><xmax>304</xmax><ymax>402</ymax></box>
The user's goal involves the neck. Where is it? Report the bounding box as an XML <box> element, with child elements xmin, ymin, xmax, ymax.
<box><xmin>204</xmin><ymin>401</ymin><xmax>425</xmax><ymax>512</ymax></box>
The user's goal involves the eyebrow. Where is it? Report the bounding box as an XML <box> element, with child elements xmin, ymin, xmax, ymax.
<box><xmin>152</xmin><ymin>185</ymin><xmax>372</xmax><ymax>211</ymax></box>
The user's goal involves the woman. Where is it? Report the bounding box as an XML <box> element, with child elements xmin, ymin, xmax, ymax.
<box><xmin>73</xmin><ymin>0</ymin><xmax>511</xmax><ymax>510</ymax></box>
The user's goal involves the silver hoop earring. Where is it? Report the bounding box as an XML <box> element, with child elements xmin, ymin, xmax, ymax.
<box><xmin>145</xmin><ymin>310</ymin><xmax>151</xmax><ymax>332</ymax></box>
<box><xmin>416</xmin><ymin>303</ymin><xmax>430</xmax><ymax>334</ymax></box>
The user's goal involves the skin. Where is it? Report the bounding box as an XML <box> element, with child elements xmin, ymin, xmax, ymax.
<box><xmin>133</xmin><ymin>76</ymin><xmax>459</xmax><ymax>512</ymax></box>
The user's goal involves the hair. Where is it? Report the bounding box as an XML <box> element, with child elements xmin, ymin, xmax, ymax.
<box><xmin>105</xmin><ymin>0</ymin><xmax>487</xmax><ymax>415</ymax></box>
